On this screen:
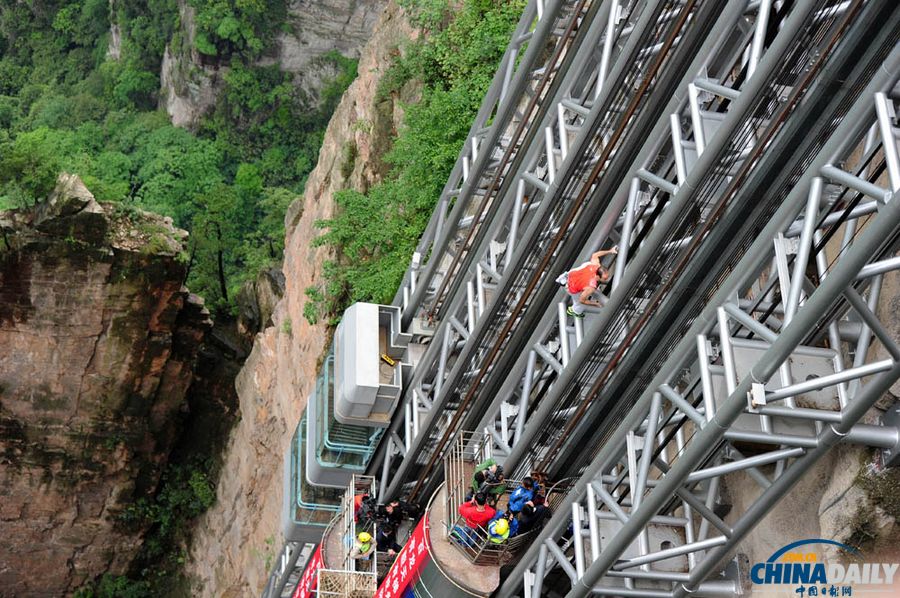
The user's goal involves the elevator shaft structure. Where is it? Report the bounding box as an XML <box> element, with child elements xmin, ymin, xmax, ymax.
<box><xmin>499</xmin><ymin>40</ymin><xmax>900</xmax><ymax>598</ymax></box>
<box><xmin>265</xmin><ymin>0</ymin><xmax>900</xmax><ymax>596</ymax></box>
<box><xmin>374</xmin><ymin>0</ymin><xmax>900</xmax><ymax>593</ymax></box>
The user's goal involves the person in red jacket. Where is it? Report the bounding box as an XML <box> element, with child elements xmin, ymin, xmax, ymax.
<box><xmin>458</xmin><ymin>492</ymin><xmax>496</xmax><ymax>528</ymax></box>
<box><xmin>563</xmin><ymin>247</ymin><xmax>618</xmax><ymax>318</ymax></box>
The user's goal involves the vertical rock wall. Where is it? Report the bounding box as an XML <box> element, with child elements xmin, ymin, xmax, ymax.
<box><xmin>183</xmin><ymin>3</ymin><xmax>417</xmax><ymax>595</ymax></box>
<box><xmin>161</xmin><ymin>0</ymin><xmax>386</xmax><ymax>129</ymax></box>
<box><xmin>0</xmin><ymin>175</ymin><xmax>212</xmax><ymax>595</ymax></box>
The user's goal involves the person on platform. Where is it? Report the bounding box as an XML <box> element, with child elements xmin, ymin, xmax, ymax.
<box><xmin>376</xmin><ymin>524</ymin><xmax>402</xmax><ymax>555</ymax></box>
<box><xmin>488</xmin><ymin>516</ymin><xmax>510</xmax><ymax>544</ymax></box>
<box><xmin>470</xmin><ymin>458</ymin><xmax>506</xmax><ymax>505</ymax></box>
<box><xmin>518</xmin><ymin>502</ymin><xmax>551</xmax><ymax>534</ymax></box>
<box><xmin>561</xmin><ymin>246</ymin><xmax>618</xmax><ymax>318</ymax></box>
<box><xmin>350</xmin><ymin>531</ymin><xmax>374</xmax><ymax>559</ymax></box>
<box><xmin>452</xmin><ymin>492</ymin><xmax>496</xmax><ymax>548</ymax></box>
<box><xmin>377</xmin><ymin>500</ymin><xmax>404</xmax><ymax>527</ymax></box>
<box><xmin>458</xmin><ymin>492</ymin><xmax>496</xmax><ymax>528</ymax></box>
<box><xmin>489</xmin><ymin>509</ymin><xmax>519</xmax><ymax>538</ymax></box>
<box><xmin>507</xmin><ymin>476</ymin><xmax>537</xmax><ymax>514</ymax></box>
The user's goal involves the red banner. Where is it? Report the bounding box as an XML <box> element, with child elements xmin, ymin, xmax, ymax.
<box><xmin>292</xmin><ymin>544</ymin><xmax>323</xmax><ymax>598</ymax></box>
<box><xmin>375</xmin><ymin>515</ymin><xmax>431</xmax><ymax>598</ymax></box>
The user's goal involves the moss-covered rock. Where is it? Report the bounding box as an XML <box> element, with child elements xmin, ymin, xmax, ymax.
<box><xmin>0</xmin><ymin>175</ymin><xmax>216</xmax><ymax>595</ymax></box>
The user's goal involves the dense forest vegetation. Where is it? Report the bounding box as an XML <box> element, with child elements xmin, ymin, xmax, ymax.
<box><xmin>0</xmin><ymin>1</ymin><xmax>355</xmax><ymax>595</ymax></box>
<box><xmin>304</xmin><ymin>0</ymin><xmax>525</xmax><ymax>324</ymax></box>
<box><xmin>0</xmin><ymin>0</ymin><xmax>355</xmax><ymax>314</ymax></box>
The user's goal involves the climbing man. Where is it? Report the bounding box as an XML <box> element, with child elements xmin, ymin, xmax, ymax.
<box><xmin>561</xmin><ymin>246</ymin><xmax>618</xmax><ymax>318</ymax></box>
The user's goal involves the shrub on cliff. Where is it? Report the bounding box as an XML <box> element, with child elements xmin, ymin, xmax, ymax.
<box><xmin>305</xmin><ymin>0</ymin><xmax>526</xmax><ymax>323</ymax></box>
<box><xmin>189</xmin><ymin>0</ymin><xmax>287</xmax><ymax>58</ymax></box>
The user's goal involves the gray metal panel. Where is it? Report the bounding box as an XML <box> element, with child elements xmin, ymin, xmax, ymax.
<box><xmin>283</xmin><ymin>519</ymin><xmax>330</xmax><ymax>545</ymax></box>
<box><xmin>334</xmin><ymin>303</ymin><xmax>380</xmax><ymax>423</ymax></box>
<box><xmin>334</xmin><ymin>303</ymin><xmax>406</xmax><ymax>427</ymax></box>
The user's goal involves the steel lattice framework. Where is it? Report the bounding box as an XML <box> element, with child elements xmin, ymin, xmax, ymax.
<box><xmin>499</xmin><ymin>47</ymin><xmax>900</xmax><ymax>598</ymax></box>
<box><xmin>376</xmin><ymin>0</ymin><xmax>900</xmax><ymax>594</ymax></box>
<box><xmin>265</xmin><ymin>0</ymin><xmax>900</xmax><ymax>596</ymax></box>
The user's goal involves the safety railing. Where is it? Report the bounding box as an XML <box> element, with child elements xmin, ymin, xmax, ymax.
<box><xmin>447</xmin><ymin>511</ymin><xmax>539</xmax><ymax>566</ymax></box>
<box><xmin>293</xmin><ymin>415</ymin><xmax>343</xmax><ymax>524</ymax></box>
<box><xmin>446</xmin><ymin>474</ymin><xmax>577</xmax><ymax>566</ymax></box>
<box><xmin>341</xmin><ymin>475</ymin><xmax>378</xmax><ymax>574</ymax></box>
<box><xmin>315</xmin><ymin>568</ymin><xmax>376</xmax><ymax>598</ymax></box>
<box><xmin>443</xmin><ymin>431</ymin><xmax>496</xmax><ymax>537</ymax></box>
<box><xmin>316</xmin><ymin>353</ymin><xmax>382</xmax><ymax>467</ymax></box>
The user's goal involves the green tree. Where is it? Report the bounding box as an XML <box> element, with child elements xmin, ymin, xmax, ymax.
<box><xmin>52</xmin><ymin>0</ymin><xmax>110</xmax><ymax>48</ymax></box>
<box><xmin>0</xmin><ymin>127</ymin><xmax>67</xmax><ymax>205</ymax></box>
<box><xmin>189</xmin><ymin>0</ymin><xmax>286</xmax><ymax>58</ymax></box>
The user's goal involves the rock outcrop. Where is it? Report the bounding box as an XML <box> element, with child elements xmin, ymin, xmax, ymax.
<box><xmin>161</xmin><ymin>0</ymin><xmax>386</xmax><ymax>128</ymax></box>
<box><xmin>0</xmin><ymin>174</ymin><xmax>211</xmax><ymax>595</ymax></box>
<box><xmin>236</xmin><ymin>267</ymin><xmax>286</xmax><ymax>346</ymax></box>
<box><xmin>183</xmin><ymin>2</ymin><xmax>418</xmax><ymax>595</ymax></box>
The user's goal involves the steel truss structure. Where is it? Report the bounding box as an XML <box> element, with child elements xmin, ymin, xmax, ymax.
<box><xmin>378</xmin><ymin>0</ymin><xmax>899</xmax><ymax>487</ymax></box>
<box><xmin>499</xmin><ymin>5</ymin><xmax>900</xmax><ymax>597</ymax></box>
<box><xmin>266</xmin><ymin>0</ymin><xmax>900</xmax><ymax>596</ymax></box>
<box><xmin>373</xmin><ymin>0</ymin><xmax>900</xmax><ymax>592</ymax></box>
<box><xmin>378</xmin><ymin>0</ymin><xmax>751</xmax><ymax>502</ymax></box>
<box><xmin>499</xmin><ymin>57</ymin><xmax>900</xmax><ymax>598</ymax></box>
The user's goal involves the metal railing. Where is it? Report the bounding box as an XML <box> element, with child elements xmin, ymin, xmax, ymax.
<box><xmin>294</xmin><ymin>416</ymin><xmax>343</xmax><ymax>521</ymax></box>
<box><xmin>315</xmin><ymin>568</ymin><xmax>376</xmax><ymax>598</ymax></box>
<box><xmin>443</xmin><ymin>431</ymin><xmax>495</xmax><ymax>536</ymax></box>
<box><xmin>341</xmin><ymin>475</ymin><xmax>378</xmax><ymax>573</ymax></box>
<box><xmin>447</xmin><ymin>512</ymin><xmax>538</xmax><ymax>566</ymax></box>
<box><xmin>446</xmin><ymin>472</ymin><xmax>577</xmax><ymax>566</ymax></box>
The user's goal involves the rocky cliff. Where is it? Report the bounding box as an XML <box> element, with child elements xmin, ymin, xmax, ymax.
<box><xmin>0</xmin><ymin>174</ymin><xmax>213</xmax><ymax>595</ymax></box>
<box><xmin>183</xmin><ymin>2</ymin><xmax>417</xmax><ymax>595</ymax></box>
<box><xmin>161</xmin><ymin>0</ymin><xmax>386</xmax><ymax>128</ymax></box>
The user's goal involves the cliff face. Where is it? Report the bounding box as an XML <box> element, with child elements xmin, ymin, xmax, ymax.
<box><xmin>161</xmin><ymin>0</ymin><xmax>386</xmax><ymax>128</ymax></box>
<box><xmin>184</xmin><ymin>2</ymin><xmax>418</xmax><ymax>595</ymax></box>
<box><xmin>0</xmin><ymin>175</ymin><xmax>211</xmax><ymax>595</ymax></box>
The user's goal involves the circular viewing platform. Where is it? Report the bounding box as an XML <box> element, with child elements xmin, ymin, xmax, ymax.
<box><xmin>423</xmin><ymin>483</ymin><xmax>500</xmax><ymax>597</ymax></box>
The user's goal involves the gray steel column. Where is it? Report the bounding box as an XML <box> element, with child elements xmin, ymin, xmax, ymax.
<box><xmin>504</xmin><ymin>0</ymin><xmax>826</xmax><ymax>472</ymax></box>
<box><xmin>565</xmin><ymin>129</ymin><xmax>900</xmax><ymax>598</ymax></box>
<box><xmin>496</xmin><ymin>41</ymin><xmax>900</xmax><ymax>597</ymax></box>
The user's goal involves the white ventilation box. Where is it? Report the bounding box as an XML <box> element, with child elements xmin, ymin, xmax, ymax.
<box><xmin>333</xmin><ymin>303</ymin><xmax>411</xmax><ymax>427</ymax></box>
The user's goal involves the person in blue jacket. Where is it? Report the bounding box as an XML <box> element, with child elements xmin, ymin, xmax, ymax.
<box><xmin>507</xmin><ymin>476</ymin><xmax>537</xmax><ymax>514</ymax></box>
